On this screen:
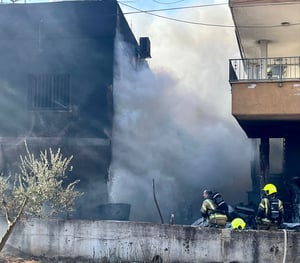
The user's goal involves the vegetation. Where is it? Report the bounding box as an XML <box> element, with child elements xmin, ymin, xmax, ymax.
<box><xmin>0</xmin><ymin>142</ymin><xmax>82</xmax><ymax>252</ymax></box>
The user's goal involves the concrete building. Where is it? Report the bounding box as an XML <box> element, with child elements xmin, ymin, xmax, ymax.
<box><xmin>229</xmin><ymin>0</ymin><xmax>300</xmax><ymax>221</ymax></box>
<box><xmin>0</xmin><ymin>0</ymin><xmax>150</xmax><ymax>219</ymax></box>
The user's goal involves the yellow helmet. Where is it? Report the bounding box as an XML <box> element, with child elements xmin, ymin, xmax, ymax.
<box><xmin>263</xmin><ymin>183</ymin><xmax>277</xmax><ymax>195</ymax></box>
<box><xmin>231</xmin><ymin>218</ymin><xmax>246</xmax><ymax>230</ymax></box>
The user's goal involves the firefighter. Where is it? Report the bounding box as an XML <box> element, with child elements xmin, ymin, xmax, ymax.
<box><xmin>200</xmin><ymin>189</ymin><xmax>227</xmax><ymax>228</ymax></box>
<box><xmin>255</xmin><ymin>183</ymin><xmax>284</xmax><ymax>230</ymax></box>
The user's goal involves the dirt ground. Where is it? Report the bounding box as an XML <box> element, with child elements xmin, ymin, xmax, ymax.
<box><xmin>0</xmin><ymin>251</ymin><xmax>97</xmax><ymax>263</ymax></box>
<box><xmin>0</xmin><ymin>253</ymin><xmax>41</xmax><ymax>263</ymax></box>
<box><xmin>0</xmin><ymin>258</ymin><xmax>40</xmax><ymax>263</ymax></box>
<box><xmin>0</xmin><ymin>247</ymin><xmax>97</xmax><ymax>263</ymax></box>
<box><xmin>0</xmin><ymin>247</ymin><xmax>42</xmax><ymax>263</ymax></box>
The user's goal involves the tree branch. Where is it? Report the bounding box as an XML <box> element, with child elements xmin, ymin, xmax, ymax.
<box><xmin>0</xmin><ymin>196</ymin><xmax>28</xmax><ymax>253</ymax></box>
<box><xmin>2</xmin><ymin>199</ymin><xmax>11</xmax><ymax>225</ymax></box>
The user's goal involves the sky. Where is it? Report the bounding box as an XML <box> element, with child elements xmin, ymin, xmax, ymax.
<box><xmin>108</xmin><ymin>0</ymin><xmax>253</xmax><ymax>224</ymax></box>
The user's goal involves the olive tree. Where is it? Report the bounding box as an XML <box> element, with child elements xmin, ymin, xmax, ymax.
<box><xmin>0</xmin><ymin>142</ymin><xmax>82</xmax><ymax>252</ymax></box>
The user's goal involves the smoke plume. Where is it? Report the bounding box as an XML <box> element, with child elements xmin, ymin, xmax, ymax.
<box><xmin>109</xmin><ymin>3</ymin><xmax>252</xmax><ymax>224</ymax></box>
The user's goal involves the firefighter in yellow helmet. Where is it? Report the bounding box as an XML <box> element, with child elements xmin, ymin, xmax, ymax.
<box><xmin>255</xmin><ymin>183</ymin><xmax>284</xmax><ymax>230</ymax></box>
<box><xmin>200</xmin><ymin>190</ymin><xmax>227</xmax><ymax>228</ymax></box>
<box><xmin>231</xmin><ymin>218</ymin><xmax>246</xmax><ymax>230</ymax></box>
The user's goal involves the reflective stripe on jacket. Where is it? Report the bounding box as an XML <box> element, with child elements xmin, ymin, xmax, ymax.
<box><xmin>258</xmin><ymin>197</ymin><xmax>283</xmax><ymax>222</ymax></box>
<box><xmin>201</xmin><ymin>198</ymin><xmax>217</xmax><ymax>217</ymax></box>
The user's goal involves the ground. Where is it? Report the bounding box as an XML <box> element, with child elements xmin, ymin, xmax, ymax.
<box><xmin>0</xmin><ymin>253</ymin><xmax>40</xmax><ymax>263</ymax></box>
<box><xmin>0</xmin><ymin>250</ymin><xmax>96</xmax><ymax>263</ymax></box>
<box><xmin>0</xmin><ymin>247</ymin><xmax>42</xmax><ymax>263</ymax></box>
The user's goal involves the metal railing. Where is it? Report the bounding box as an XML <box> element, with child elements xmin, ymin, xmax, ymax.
<box><xmin>229</xmin><ymin>56</ymin><xmax>300</xmax><ymax>82</ymax></box>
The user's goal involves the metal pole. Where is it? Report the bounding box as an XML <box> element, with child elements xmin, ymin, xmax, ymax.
<box><xmin>152</xmin><ymin>178</ymin><xmax>164</xmax><ymax>224</ymax></box>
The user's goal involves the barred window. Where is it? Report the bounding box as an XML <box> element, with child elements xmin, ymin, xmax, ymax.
<box><xmin>28</xmin><ymin>73</ymin><xmax>70</xmax><ymax>111</ymax></box>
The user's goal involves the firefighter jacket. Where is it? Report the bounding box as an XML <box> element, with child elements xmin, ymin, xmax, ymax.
<box><xmin>201</xmin><ymin>198</ymin><xmax>227</xmax><ymax>227</ymax></box>
<box><xmin>201</xmin><ymin>198</ymin><xmax>217</xmax><ymax>218</ymax></box>
<box><xmin>257</xmin><ymin>196</ymin><xmax>284</xmax><ymax>224</ymax></box>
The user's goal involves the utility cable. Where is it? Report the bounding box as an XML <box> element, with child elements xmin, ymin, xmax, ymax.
<box><xmin>120</xmin><ymin>2</ymin><xmax>300</xmax><ymax>28</ymax></box>
<box><xmin>119</xmin><ymin>0</ymin><xmax>139</xmax><ymax>3</ymax></box>
<box><xmin>152</xmin><ymin>0</ymin><xmax>185</xmax><ymax>4</ymax></box>
<box><xmin>122</xmin><ymin>2</ymin><xmax>228</xmax><ymax>14</ymax></box>
<box><xmin>121</xmin><ymin>2</ymin><xmax>234</xmax><ymax>28</ymax></box>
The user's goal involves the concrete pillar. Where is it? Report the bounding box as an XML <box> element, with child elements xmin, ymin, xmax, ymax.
<box><xmin>258</xmin><ymin>40</ymin><xmax>269</xmax><ymax>79</ymax></box>
<box><xmin>259</xmin><ymin>137</ymin><xmax>270</xmax><ymax>193</ymax></box>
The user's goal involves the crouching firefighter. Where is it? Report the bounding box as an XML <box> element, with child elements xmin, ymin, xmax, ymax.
<box><xmin>256</xmin><ymin>183</ymin><xmax>284</xmax><ymax>230</ymax></box>
<box><xmin>200</xmin><ymin>189</ymin><xmax>227</xmax><ymax>228</ymax></box>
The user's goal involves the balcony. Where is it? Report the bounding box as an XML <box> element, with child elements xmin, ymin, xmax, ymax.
<box><xmin>230</xmin><ymin>56</ymin><xmax>300</xmax><ymax>82</ymax></box>
<box><xmin>229</xmin><ymin>56</ymin><xmax>300</xmax><ymax>138</ymax></box>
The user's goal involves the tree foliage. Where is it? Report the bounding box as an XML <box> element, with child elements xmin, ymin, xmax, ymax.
<box><xmin>0</xmin><ymin>142</ymin><xmax>82</xmax><ymax>252</ymax></box>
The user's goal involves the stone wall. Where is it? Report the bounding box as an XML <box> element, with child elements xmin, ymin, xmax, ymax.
<box><xmin>1</xmin><ymin>218</ymin><xmax>300</xmax><ymax>263</ymax></box>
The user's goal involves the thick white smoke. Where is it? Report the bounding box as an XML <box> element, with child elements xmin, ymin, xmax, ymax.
<box><xmin>109</xmin><ymin>3</ymin><xmax>252</xmax><ymax>223</ymax></box>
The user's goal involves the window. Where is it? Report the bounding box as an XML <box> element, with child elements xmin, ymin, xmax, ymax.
<box><xmin>28</xmin><ymin>73</ymin><xmax>70</xmax><ymax>111</ymax></box>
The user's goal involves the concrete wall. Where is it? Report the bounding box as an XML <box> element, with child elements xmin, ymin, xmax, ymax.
<box><xmin>232</xmin><ymin>81</ymin><xmax>300</xmax><ymax>120</ymax></box>
<box><xmin>1</xmin><ymin>218</ymin><xmax>300</xmax><ymax>263</ymax></box>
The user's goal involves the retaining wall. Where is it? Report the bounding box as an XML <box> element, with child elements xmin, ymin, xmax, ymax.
<box><xmin>1</xmin><ymin>218</ymin><xmax>300</xmax><ymax>262</ymax></box>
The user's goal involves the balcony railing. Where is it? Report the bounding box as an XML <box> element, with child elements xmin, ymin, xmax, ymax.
<box><xmin>229</xmin><ymin>56</ymin><xmax>300</xmax><ymax>82</ymax></box>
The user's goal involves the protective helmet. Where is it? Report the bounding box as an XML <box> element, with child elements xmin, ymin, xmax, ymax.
<box><xmin>263</xmin><ymin>183</ymin><xmax>277</xmax><ymax>195</ymax></box>
<box><xmin>231</xmin><ymin>218</ymin><xmax>246</xmax><ymax>230</ymax></box>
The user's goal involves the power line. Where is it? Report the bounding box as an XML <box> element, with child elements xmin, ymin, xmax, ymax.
<box><xmin>118</xmin><ymin>0</ymin><xmax>140</xmax><ymax>2</ymax></box>
<box><xmin>121</xmin><ymin>2</ymin><xmax>228</xmax><ymax>14</ymax></box>
<box><xmin>123</xmin><ymin>6</ymin><xmax>233</xmax><ymax>28</ymax></box>
<box><xmin>119</xmin><ymin>2</ymin><xmax>300</xmax><ymax>28</ymax></box>
<box><xmin>152</xmin><ymin>0</ymin><xmax>185</xmax><ymax>4</ymax></box>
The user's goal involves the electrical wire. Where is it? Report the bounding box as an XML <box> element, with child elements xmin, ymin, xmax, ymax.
<box><xmin>122</xmin><ymin>2</ymin><xmax>228</xmax><ymax>14</ymax></box>
<box><xmin>118</xmin><ymin>0</ymin><xmax>139</xmax><ymax>3</ymax></box>
<box><xmin>152</xmin><ymin>0</ymin><xmax>185</xmax><ymax>4</ymax></box>
<box><xmin>120</xmin><ymin>2</ymin><xmax>233</xmax><ymax>28</ymax></box>
<box><xmin>120</xmin><ymin>2</ymin><xmax>300</xmax><ymax>28</ymax></box>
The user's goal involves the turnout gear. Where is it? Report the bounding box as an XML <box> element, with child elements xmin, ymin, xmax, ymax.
<box><xmin>208</xmin><ymin>213</ymin><xmax>227</xmax><ymax>227</ymax></box>
<box><xmin>263</xmin><ymin>184</ymin><xmax>277</xmax><ymax>195</ymax></box>
<box><xmin>257</xmin><ymin>197</ymin><xmax>283</xmax><ymax>223</ymax></box>
<box><xmin>201</xmin><ymin>190</ymin><xmax>227</xmax><ymax>228</ymax></box>
<box><xmin>269</xmin><ymin>198</ymin><xmax>281</xmax><ymax>221</ymax></box>
<box><xmin>201</xmin><ymin>198</ymin><xmax>217</xmax><ymax>218</ymax></box>
<box><xmin>231</xmin><ymin>218</ymin><xmax>246</xmax><ymax>230</ymax></box>
<box><xmin>212</xmin><ymin>192</ymin><xmax>229</xmax><ymax>216</ymax></box>
<box><xmin>256</xmin><ymin>184</ymin><xmax>284</xmax><ymax>230</ymax></box>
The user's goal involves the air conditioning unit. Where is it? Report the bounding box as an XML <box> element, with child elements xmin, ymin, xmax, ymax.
<box><xmin>139</xmin><ymin>37</ymin><xmax>151</xmax><ymax>59</ymax></box>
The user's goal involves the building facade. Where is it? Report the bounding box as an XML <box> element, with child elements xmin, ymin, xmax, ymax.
<box><xmin>229</xmin><ymin>0</ymin><xmax>300</xmax><ymax>221</ymax></box>
<box><xmin>0</xmin><ymin>0</ymin><xmax>149</xmax><ymax>219</ymax></box>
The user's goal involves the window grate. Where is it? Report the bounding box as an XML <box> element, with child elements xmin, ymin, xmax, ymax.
<box><xmin>28</xmin><ymin>73</ymin><xmax>70</xmax><ymax>111</ymax></box>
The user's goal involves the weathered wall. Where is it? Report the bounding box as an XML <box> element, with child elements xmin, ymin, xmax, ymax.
<box><xmin>1</xmin><ymin>218</ymin><xmax>300</xmax><ymax>263</ymax></box>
